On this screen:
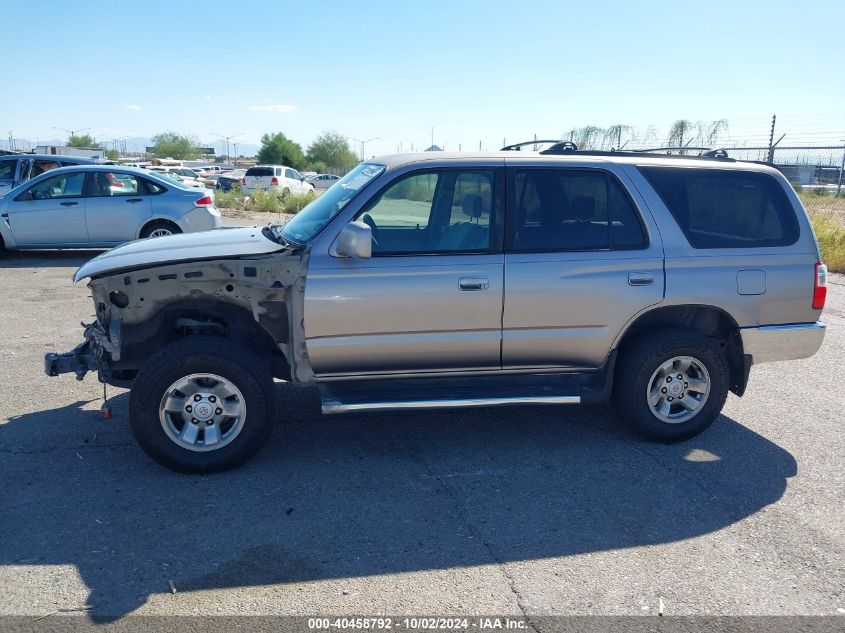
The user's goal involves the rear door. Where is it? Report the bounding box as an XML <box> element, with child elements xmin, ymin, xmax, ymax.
<box><xmin>85</xmin><ymin>171</ymin><xmax>153</xmax><ymax>244</ymax></box>
<box><xmin>502</xmin><ymin>164</ymin><xmax>664</xmax><ymax>369</ymax></box>
<box><xmin>5</xmin><ymin>171</ymin><xmax>89</xmax><ymax>246</ymax></box>
<box><xmin>286</xmin><ymin>168</ymin><xmax>307</xmax><ymax>194</ymax></box>
<box><xmin>304</xmin><ymin>167</ymin><xmax>505</xmax><ymax>376</ymax></box>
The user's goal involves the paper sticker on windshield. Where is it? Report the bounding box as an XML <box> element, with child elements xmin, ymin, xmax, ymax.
<box><xmin>343</xmin><ymin>165</ymin><xmax>385</xmax><ymax>191</ymax></box>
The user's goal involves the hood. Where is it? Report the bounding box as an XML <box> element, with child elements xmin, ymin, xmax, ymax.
<box><xmin>74</xmin><ymin>226</ymin><xmax>283</xmax><ymax>282</ymax></box>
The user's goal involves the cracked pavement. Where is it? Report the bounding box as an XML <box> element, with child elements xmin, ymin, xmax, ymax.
<box><xmin>0</xmin><ymin>249</ymin><xmax>843</xmax><ymax>622</ymax></box>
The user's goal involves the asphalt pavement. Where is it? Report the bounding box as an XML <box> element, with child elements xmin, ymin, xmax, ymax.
<box><xmin>0</xmin><ymin>248</ymin><xmax>843</xmax><ymax>623</ymax></box>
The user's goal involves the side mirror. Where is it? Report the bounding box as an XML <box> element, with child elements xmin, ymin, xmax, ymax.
<box><xmin>332</xmin><ymin>221</ymin><xmax>372</xmax><ymax>259</ymax></box>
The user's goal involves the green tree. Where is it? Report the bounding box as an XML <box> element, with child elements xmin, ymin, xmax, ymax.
<box><xmin>306</xmin><ymin>131</ymin><xmax>358</xmax><ymax>171</ymax></box>
<box><xmin>257</xmin><ymin>132</ymin><xmax>305</xmax><ymax>169</ymax></box>
<box><xmin>150</xmin><ymin>132</ymin><xmax>200</xmax><ymax>160</ymax></box>
<box><xmin>66</xmin><ymin>134</ymin><xmax>98</xmax><ymax>148</ymax></box>
<box><xmin>103</xmin><ymin>148</ymin><xmax>120</xmax><ymax>161</ymax></box>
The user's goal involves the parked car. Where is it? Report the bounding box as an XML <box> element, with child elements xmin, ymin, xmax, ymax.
<box><xmin>307</xmin><ymin>173</ymin><xmax>342</xmax><ymax>190</ymax></box>
<box><xmin>46</xmin><ymin>147</ymin><xmax>827</xmax><ymax>473</ymax></box>
<box><xmin>0</xmin><ymin>154</ymin><xmax>98</xmax><ymax>196</ymax></box>
<box><xmin>0</xmin><ymin>165</ymin><xmax>221</xmax><ymax>249</ymax></box>
<box><xmin>147</xmin><ymin>166</ymin><xmax>206</xmax><ymax>188</ymax></box>
<box><xmin>215</xmin><ymin>169</ymin><xmax>246</xmax><ymax>192</ymax></box>
<box><xmin>241</xmin><ymin>165</ymin><xmax>314</xmax><ymax>196</ymax></box>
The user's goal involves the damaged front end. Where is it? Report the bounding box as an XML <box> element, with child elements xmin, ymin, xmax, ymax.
<box><xmin>44</xmin><ymin>320</ymin><xmax>116</xmax><ymax>382</ymax></box>
<box><xmin>44</xmin><ymin>232</ymin><xmax>314</xmax><ymax>387</ymax></box>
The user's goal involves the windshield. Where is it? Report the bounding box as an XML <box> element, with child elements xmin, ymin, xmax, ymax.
<box><xmin>280</xmin><ymin>163</ymin><xmax>385</xmax><ymax>244</ymax></box>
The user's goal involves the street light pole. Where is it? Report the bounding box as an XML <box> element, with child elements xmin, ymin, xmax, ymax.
<box><xmin>352</xmin><ymin>137</ymin><xmax>379</xmax><ymax>161</ymax></box>
<box><xmin>211</xmin><ymin>132</ymin><xmax>243</xmax><ymax>164</ymax></box>
<box><xmin>53</xmin><ymin>126</ymin><xmax>91</xmax><ymax>144</ymax></box>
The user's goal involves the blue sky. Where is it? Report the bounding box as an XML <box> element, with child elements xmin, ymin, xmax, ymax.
<box><xmin>3</xmin><ymin>0</ymin><xmax>844</xmax><ymax>156</ymax></box>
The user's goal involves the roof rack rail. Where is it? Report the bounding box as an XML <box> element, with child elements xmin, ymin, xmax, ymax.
<box><xmin>501</xmin><ymin>140</ymin><xmax>578</xmax><ymax>152</ymax></box>
<box><xmin>499</xmin><ymin>140</ymin><xmax>733</xmax><ymax>161</ymax></box>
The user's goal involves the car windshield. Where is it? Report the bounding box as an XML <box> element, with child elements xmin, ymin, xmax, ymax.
<box><xmin>278</xmin><ymin>163</ymin><xmax>385</xmax><ymax>244</ymax></box>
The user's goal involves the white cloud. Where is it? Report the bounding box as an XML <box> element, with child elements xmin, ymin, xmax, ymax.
<box><xmin>124</xmin><ymin>104</ymin><xmax>143</xmax><ymax>111</ymax></box>
<box><xmin>248</xmin><ymin>104</ymin><xmax>297</xmax><ymax>113</ymax></box>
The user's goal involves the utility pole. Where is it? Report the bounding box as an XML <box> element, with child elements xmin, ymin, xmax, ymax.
<box><xmin>837</xmin><ymin>140</ymin><xmax>845</xmax><ymax>196</ymax></box>
<box><xmin>431</xmin><ymin>127</ymin><xmax>434</xmax><ymax>149</ymax></box>
<box><xmin>767</xmin><ymin>114</ymin><xmax>777</xmax><ymax>163</ymax></box>
<box><xmin>211</xmin><ymin>132</ymin><xmax>242</xmax><ymax>164</ymax></box>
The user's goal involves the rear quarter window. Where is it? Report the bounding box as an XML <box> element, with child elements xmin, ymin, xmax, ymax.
<box><xmin>246</xmin><ymin>167</ymin><xmax>273</xmax><ymax>177</ymax></box>
<box><xmin>640</xmin><ymin>166</ymin><xmax>799</xmax><ymax>249</ymax></box>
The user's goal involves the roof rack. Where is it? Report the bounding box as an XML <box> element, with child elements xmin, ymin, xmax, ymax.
<box><xmin>500</xmin><ymin>140</ymin><xmax>733</xmax><ymax>161</ymax></box>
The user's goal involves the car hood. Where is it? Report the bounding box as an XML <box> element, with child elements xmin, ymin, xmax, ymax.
<box><xmin>74</xmin><ymin>226</ymin><xmax>283</xmax><ymax>282</ymax></box>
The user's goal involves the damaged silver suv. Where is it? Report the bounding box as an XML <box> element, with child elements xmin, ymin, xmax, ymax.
<box><xmin>46</xmin><ymin>143</ymin><xmax>828</xmax><ymax>473</ymax></box>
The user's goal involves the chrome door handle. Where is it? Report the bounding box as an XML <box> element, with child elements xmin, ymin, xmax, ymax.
<box><xmin>459</xmin><ymin>277</ymin><xmax>489</xmax><ymax>291</ymax></box>
<box><xmin>628</xmin><ymin>272</ymin><xmax>654</xmax><ymax>286</ymax></box>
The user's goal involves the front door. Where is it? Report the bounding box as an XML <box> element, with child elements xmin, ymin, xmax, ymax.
<box><xmin>502</xmin><ymin>166</ymin><xmax>664</xmax><ymax>369</ymax></box>
<box><xmin>85</xmin><ymin>171</ymin><xmax>153</xmax><ymax>244</ymax></box>
<box><xmin>5</xmin><ymin>171</ymin><xmax>89</xmax><ymax>246</ymax></box>
<box><xmin>304</xmin><ymin>168</ymin><xmax>505</xmax><ymax>376</ymax></box>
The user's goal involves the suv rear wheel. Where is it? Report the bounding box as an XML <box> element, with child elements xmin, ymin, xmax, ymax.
<box><xmin>613</xmin><ymin>327</ymin><xmax>728</xmax><ymax>442</ymax></box>
<box><xmin>129</xmin><ymin>337</ymin><xmax>276</xmax><ymax>473</ymax></box>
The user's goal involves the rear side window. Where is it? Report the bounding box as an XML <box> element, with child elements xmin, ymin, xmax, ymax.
<box><xmin>246</xmin><ymin>167</ymin><xmax>273</xmax><ymax>177</ymax></box>
<box><xmin>640</xmin><ymin>167</ymin><xmax>799</xmax><ymax>249</ymax></box>
<box><xmin>0</xmin><ymin>159</ymin><xmax>16</xmax><ymax>180</ymax></box>
<box><xmin>510</xmin><ymin>169</ymin><xmax>648</xmax><ymax>252</ymax></box>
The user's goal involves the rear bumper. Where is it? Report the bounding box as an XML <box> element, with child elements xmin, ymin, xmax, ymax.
<box><xmin>739</xmin><ymin>322</ymin><xmax>826</xmax><ymax>364</ymax></box>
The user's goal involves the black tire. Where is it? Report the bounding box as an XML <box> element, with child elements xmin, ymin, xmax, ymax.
<box><xmin>129</xmin><ymin>337</ymin><xmax>276</xmax><ymax>473</ymax></box>
<box><xmin>612</xmin><ymin>327</ymin><xmax>729</xmax><ymax>442</ymax></box>
<box><xmin>140</xmin><ymin>220</ymin><xmax>182</xmax><ymax>239</ymax></box>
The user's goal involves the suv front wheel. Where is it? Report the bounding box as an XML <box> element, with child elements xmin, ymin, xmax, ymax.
<box><xmin>129</xmin><ymin>337</ymin><xmax>276</xmax><ymax>473</ymax></box>
<box><xmin>613</xmin><ymin>327</ymin><xmax>729</xmax><ymax>442</ymax></box>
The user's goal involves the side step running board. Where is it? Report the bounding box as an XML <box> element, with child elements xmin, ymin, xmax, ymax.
<box><xmin>322</xmin><ymin>394</ymin><xmax>580</xmax><ymax>414</ymax></box>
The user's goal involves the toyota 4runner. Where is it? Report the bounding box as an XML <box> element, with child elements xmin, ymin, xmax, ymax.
<box><xmin>45</xmin><ymin>143</ymin><xmax>827</xmax><ymax>473</ymax></box>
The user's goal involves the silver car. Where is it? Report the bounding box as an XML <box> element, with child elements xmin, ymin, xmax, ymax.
<box><xmin>46</xmin><ymin>146</ymin><xmax>827</xmax><ymax>473</ymax></box>
<box><xmin>0</xmin><ymin>165</ymin><xmax>222</xmax><ymax>249</ymax></box>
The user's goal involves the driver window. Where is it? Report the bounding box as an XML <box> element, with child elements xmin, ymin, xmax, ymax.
<box><xmin>25</xmin><ymin>172</ymin><xmax>86</xmax><ymax>200</ymax></box>
<box><xmin>359</xmin><ymin>170</ymin><xmax>493</xmax><ymax>254</ymax></box>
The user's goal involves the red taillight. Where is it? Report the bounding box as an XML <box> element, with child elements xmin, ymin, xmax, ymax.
<box><xmin>813</xmin><ymin>261</ymin><xmax>827</xmax><ymax>310</ymax></box>
<box><xmin>194</xmin><ymin>195</ymin><xmax>213</xmax><ymax>207</ymax></box>
<box><xmin>271</xmin><ymin>177</ymin><xmax>279</xmax><ymax>185</ymax></box>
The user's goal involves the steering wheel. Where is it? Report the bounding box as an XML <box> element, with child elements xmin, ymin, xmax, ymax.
<box><xmin>361</xmin><ymin>213</ymin><xmax>381</xmax><ymax>250</ymax></box>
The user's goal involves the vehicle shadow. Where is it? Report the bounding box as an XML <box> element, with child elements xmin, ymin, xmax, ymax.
<box><xmin>0</xmin><ymin>387</ymin><xmax>797</xmax><ymax>621</ymax></box>
<box><xmin>0</xmin><ymin>249</ymin><xmax>106</xmax><ymax>268</ymax></box>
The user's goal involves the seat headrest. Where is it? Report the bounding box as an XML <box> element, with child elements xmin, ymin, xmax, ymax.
<box><xmin>462</xmin><ymin>194</ymin><xmax>483</xmax><ymax>218</ymax></box>
<box><xmin>571</xmin><ymin>197</ymin><xmax>595</xmax><ymax>221</ymax></box>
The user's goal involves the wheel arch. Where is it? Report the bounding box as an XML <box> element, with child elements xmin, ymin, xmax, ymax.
<box><xmin>612</xmin><ymin>304</ymin><xmax>749</xmax><ymax>396</ymax></box>
<box><xmin>137</xmin><ymin>216</ymin><xmax>184</xmax><ymax>240</ymax></box>
<box><xmin>116</xmin><ymin>298</ymin><xmax>291</xmax><ymax>381</ymax></box>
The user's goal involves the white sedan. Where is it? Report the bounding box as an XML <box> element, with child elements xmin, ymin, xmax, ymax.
<box><xmin>307</xmin><ymin>173</ymin><xmax>342</xmax><ymax>190</ymax></box>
